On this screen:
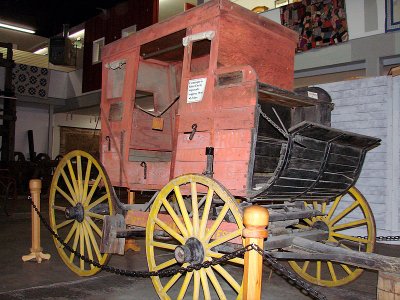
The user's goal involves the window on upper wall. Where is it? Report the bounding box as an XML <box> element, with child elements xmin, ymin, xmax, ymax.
<box><xmin>92</xmin><ymin>37</ymin><xmax>105</xmax><ymax>64</ymax></box>
<box><xmin>122</xmin><ymin>25</ymin><xmax>137</xmax><ymax>38</ymax></box>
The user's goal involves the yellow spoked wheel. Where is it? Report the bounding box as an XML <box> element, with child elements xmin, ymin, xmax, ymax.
<box><xmin>146</xmin><ymin>174</ymin><xmax>244</xmax><ymax>300</ymax></box>
<box><xmin>49</xmin><ymin>150</ymin><xmax>114</xmax><ymax>276</ymax></box>
<box><xmin>288</xmin><ymin>187</ymin><xmax>376</xmax><ymax>287</ymax></box>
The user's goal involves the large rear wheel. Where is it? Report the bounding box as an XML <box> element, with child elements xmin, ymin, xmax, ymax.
<box><xmin>49</xmin><ymin>150</ymin><xmax>114</xmax><ymax>276</ymax></box>
<box><xmin>288</xmin><ymin>187</ymin><xmax>376</xmax><ymax>287</ymax></box>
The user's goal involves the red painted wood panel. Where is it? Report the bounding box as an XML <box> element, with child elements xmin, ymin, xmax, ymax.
<box><xmin>125</xmin><ymin>161</ymin><xmax>171</xmax><ymax>186</ymax></box>
<box><xmin>176</xmin><ymin>132</ymin><xmax>211</xmax><ymax>149</ymax></box>
<box><xmin>130</xmin><ymin>110</ymin><xmax>172</xmax><ymax>151</ymax></box>
<box><xmin>218</xmin><ymin>14</ymin><xmax>297</xmax><ymax>90</ymax></box>
<box><xmin>214</xmin><ymin>129</ymin><xmax>252</xmax><ymax>149</ymax></box>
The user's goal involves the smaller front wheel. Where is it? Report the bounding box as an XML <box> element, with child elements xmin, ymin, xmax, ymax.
<box><xmin>146</xmin><ymin>174</ymin><xmax>245</xmax><ymax>300</ymax></box>
<box><xmin>49</xmin><ymin>150</ymin><xmax>114</xmax><ymax>276</ymax></box>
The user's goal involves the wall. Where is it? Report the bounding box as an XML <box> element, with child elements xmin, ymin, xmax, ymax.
<box><xmin>318</xmin><ymin>75</ymin><xmax>400</xmax><ymax>236</ymax></box>
<box><xmin>261</xmin><ymin>0</ymin><xmax>386</xmax><ymax>40</ymax></box>
<box><xmin>48</xmin><ymin>69</ymin><xmax>83</xmax><ymax>99</ymax></box>
<box><xmin>52</xmin><ymin>113</ymin><xmax>101</xmax><ymax>158</ymax></box>
<box><xmin>15</xmin><ymin>106</ymin><xmax>49</xmax><ymax>159</ymax></box>
<box><xmin>260</xmin><ymin>0</ymin><xmax>399</xmax><ymax>81</ymax></box>
<box><xmin>82</xmin><ymin>0</ymin><xmax>158</xmax><ymax>93</ymax></box>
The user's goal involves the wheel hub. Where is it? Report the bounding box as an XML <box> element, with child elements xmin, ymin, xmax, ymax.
<box><xmin>65</xmin><ymin>202</ymin><xmax>84</xmax><ymax>223</ymax></box>
<box><xmin>312</xmin><ymin>220</ymin><xmax>329</xmax><ymax>232</ymax></box>
<box><xmin>174</xmin><ymin>237</ymin><xmax>204</xmax><ymax>265</ymax></box>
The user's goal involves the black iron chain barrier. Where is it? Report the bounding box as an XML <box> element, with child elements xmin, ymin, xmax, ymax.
<box><xmin>358</xmin><ymin>235</ymin><xmax>400</xmax><ymax>241</ymax></box>
<box><xmin>30</xmin><ymin>197</ymin><xmax>327</xmax><ymax>299</ymax></box>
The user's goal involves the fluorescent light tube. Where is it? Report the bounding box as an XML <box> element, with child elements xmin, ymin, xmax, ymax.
<box><xmin>68</xmin><ymin>29</ymin><xmax>85</xmax><ymax>39</ymax></box>
<box><xmin>0</xmin><ymin>22</ymin><xmax>35</xmax><ymax>34</ymax></box>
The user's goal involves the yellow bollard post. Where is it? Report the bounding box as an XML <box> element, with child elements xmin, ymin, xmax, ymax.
<box><xmin>242</xmin><ymin>205</ymin><xmax>269</xmax><ymax>300</ymax></box>
<box><xmin>22</xmin><ymin>179</ymin><xmax>51</xmax><ymax>263</ymax></box>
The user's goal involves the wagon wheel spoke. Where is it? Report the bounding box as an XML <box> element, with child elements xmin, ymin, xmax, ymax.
<box><xmin>84</xmin><ymin>174</ymin><xmax>102</xmax><ymax>206</ymax></box>
<box><xmin>288</xmin><ymin>187</ymin><xmax>376</xmax><ymax>287</ymax></box>
<box><xmin>199</xmin><ymin>187</ymin><xmax>214</xmax><ymax>240</ymax></box>
<box><xmin>174</xmin><ymin>186</ymin><xmax>193</xmax><ymax>236</ymax></box>
<box><xmin>204</xmin><ymin>204</ymin><xmax>230</xmax><ymax>242</ymax></box>
<box><xmin>151</xmin><ymin>241</ymin><xmax>177</xmax><ymax>251</ymax></box>
<box><xmin>191</xmin><ymin>182</ymin><xmax>199</xmax><ymax>235</ymax></box>
<box><xmin>62</xmin><ymin>221</ymin><xmax>78</xmax><ymax>247</ymax></box>
<box><xmin>86</xmin><ymin>211</ymin><xmax>105</xmax><ymax>221</ymax></box>
<box><xmin>55</xmin><ymin>185</ymin><xmax>75</xmax><ymax>207</ymax></box>
<box><xmin>53</xmin><ymin>205</ymin><xmax>67</xmax><ymax>212</ymax></box>
<box><xmin>212</xmin><ymin>264</ymin><xmax>241</xmax><ymax>293</ymax></box>
<box><xmin>177</xmin><ymin>271</ymin><xmax>193</xmax><ymax>300</ymax></box>
<box><xmin>55</xmin><ymin>219</ymin><xmax>74</xmax><ymax>230</ymax></box>
<box><xmin>82</xmin><ymin>160</ymin><xmax>92</xmax><ymax>204</ymax></box>
<box><xmin>193</xmin><ymin>270</ymin><xmax>200</xmax><ymax>299</ymax></box>
<box><xmin>200</xmin><ymin>268</ymin><xmax>212</xmax><ymax>300</ymax></box>
<box><xmin>82</xmin><ymin>222</ymin><xmax>95</xmax><ymax>269</ymax></box>
<box><xmin>67</xmin><ymin>160</ymin><xmax>80</xmax><ymax>201</ymax></box>
<box><xmin>146</xmin><ymin>174</ymin><xmax>243</xmax><ymax>299</ymax></box>
<box><xmin>327</xmin><ymin>261</ymin><xmax>337</xmax><ymax>282</ymax></box>
<box><xmin>154</xmin><ymin>258</ymin><xmax>178</xmax><ymax>271</ymax></box>
<box><xmin>85</xmin><ymin>220</ymin><xmax>103</xmax><ymax>262</ymax></box>
<box><xmin>205</xmin><ymin>267</ymin><xmax>227</xmax><ymax>299</ymax></box>
<box><xmin>207</xmin><ymin>228</ymin><xmax>242</xmax><ymax>249</ymax></box>
<box><xmin>86</xmin><ymin>215</ymin><xmax>103</xmax><ymax>237</ymax></box>
<box><xmin>60</xmin><ymin>169</ymin><xmax>77</xmax><ymax>202</ymax></box>
<box><xmin>86</xmin><ymin>194</ymin><xmax>109</xmax><ymax>211</ymax></box>
<box><xmin>154</xmin><ymin>217</ymin><xmax>185</xmax><ymax>244</ymax></box>
<box><xmin>160</xmin><ymin>197</ymin><xmax>188</xmax><ymax>237</ymax></box>
<box><xmin>49</xmin><ymin>150</ymin><xmax>114</xmax><ymax>276</ymax></box>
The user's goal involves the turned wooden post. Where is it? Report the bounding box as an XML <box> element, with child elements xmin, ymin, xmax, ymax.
<box><xmin>22</xmin><ymin>179</ymin><xmax>51</xmax><ymax>263</ymax></box>
<box><xmin>242</xmin><ymin>205</ymin><xmax>269</xmax><ymax>300</ymax></box>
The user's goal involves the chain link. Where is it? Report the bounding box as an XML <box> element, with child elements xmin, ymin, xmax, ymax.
<box><xmin>28</xmin><ymin>196</ymin><xmax>251</xmax><ymax>278</ymax></box>
<box><xmin>357</xmin><ymin>235</ymin><xmax>400</xmax><ymax>241</ymax></box>
<box><xmin>251</xmin><ymin>244</ymin><xmax>327</xmax><ymax>300</ymax></box>
<box><xmin>30</xmin><ymin>196</ymin><xmax>327</xmax><ymax>299</ymax></box>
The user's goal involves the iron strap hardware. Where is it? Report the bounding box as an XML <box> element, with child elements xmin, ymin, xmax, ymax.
<box><xmin>257</xmin><ymin>105</ymin><xmax>289</xmax><ymax>139</ymax></box>
<box><xmin>29</xmin><ymin>197</ymin><xmax>326</xmax><ymax>299</ymax></box>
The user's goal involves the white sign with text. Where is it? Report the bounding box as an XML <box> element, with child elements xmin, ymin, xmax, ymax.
<box><xmin>187</xmin><ymin>78</ymin><xmax>207</xmax><ymax>103</ymax></box>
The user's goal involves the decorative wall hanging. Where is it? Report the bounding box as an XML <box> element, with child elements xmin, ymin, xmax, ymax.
<box><xmin>386</xmin><ymin>0</ymin><xmax>400</xmax><ymax>32</ymax></box>
<box><xmin>12</xmin><ymin>64</ymin><xmax>49</xmax><ymax>98</ymax></box>
<box><xmin>280</xmin><ymin>0</ymin><xmax>349</xmax><ymax>52</ymax></box>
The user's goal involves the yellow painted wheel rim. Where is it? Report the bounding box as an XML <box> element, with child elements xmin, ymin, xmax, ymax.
<box><xmin>49</xmin><ymin>150</ymin><xmax>114</xmax><ymax>276</ymax></box>
<box><xmin>288</xmin><ymin>187</ymin><xmax>376</xmax><ymax>287</ymax></box>
<box><xmin>146</xmin><ymin>174</ymin><xmax>244</xmax><ymax>300</ymax></box>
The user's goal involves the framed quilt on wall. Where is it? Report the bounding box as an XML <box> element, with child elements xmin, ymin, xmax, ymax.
<box><xmin>386</xmin><ymin>0</ymin><xmax>400</xmax><ymax>32</ymax></box>
<box><xmin>280</xmin><ymin>0</ymin><xmax>349</xmax><ymax>52</ymax></box>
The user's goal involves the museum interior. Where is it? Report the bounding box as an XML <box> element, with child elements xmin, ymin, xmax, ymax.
<box><xmin>0</xmin><ymin>0</ymin><xmax>399</xmax><ymax>299</ymax></box>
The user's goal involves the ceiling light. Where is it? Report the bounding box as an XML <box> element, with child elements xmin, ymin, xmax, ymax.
<box><xmin>0</xmin><ymin>22</ymin><xmax>35</xmax><ymax>34</ymax></box>
<box><xmin>34</xmin><ymin>47</ymin><xmax>48</xmax><ymax>55</ymax></box>
<box><xmin>68</xmin><ymin>29</ymin><xmax>85</xmax><ymax>40</ymax></box>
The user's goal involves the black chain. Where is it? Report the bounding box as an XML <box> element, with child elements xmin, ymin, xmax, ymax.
<box><xmin>252</xmin><ymin>244</ymin><xmax>327</xmax><ymax>300</ymax></box>
<box><xmin>30</xmin><ymin>197</ymin><xmax>327</xmax><ymax>299</ymax></box>
<box><xmin>28</xmin><ymin>196</ymin><xmax>251</xmax><ymax>278</ymax></box>
<box><xmin>358</xmin><ymin>235</ymin><xmax>400</xmax><ymax>241</ymax></box>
